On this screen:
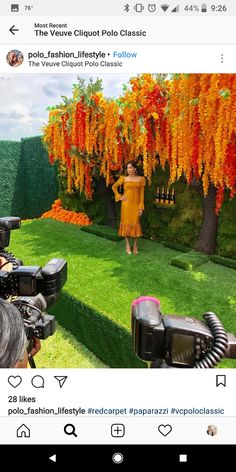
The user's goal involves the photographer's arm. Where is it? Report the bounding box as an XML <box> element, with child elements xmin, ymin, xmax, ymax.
<box><xmin>0</xmin><ymin>256</ymin><xmax>13</xmax><ymax>272</ymax></box>
<box><xmin>28</xmin><ymin>336</ymin><xmax>41</xmax><ymax>358</ymax></box>
<box><xmin>15</xmin><ymin>338</ymin><xmax>41</xmax><ymax>368</ymax></box>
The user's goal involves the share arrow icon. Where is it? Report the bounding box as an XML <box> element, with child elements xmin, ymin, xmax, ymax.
<box><xmin>54</xmin><ymin>376</ymin><xmax>68</xmax><ymax>388</ymax></box>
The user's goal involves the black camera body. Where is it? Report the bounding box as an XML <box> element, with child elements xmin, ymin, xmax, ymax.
<box><xmin>0</xmin><ymin>216</ymin><xmax>67</xmax><ymax>307</ymax></box>
<box><xmin>132</xmin><ymin>296</ymin><xmax>235</xmax><ymax>368</ymax></box>
<box><xmin>0</xmin><ymin>216</ymin><xmax>67</xmax><ymax>346</ymax></box>
<box><xmin>132</xmin><ymin>296</ymin><xmax>214</xmax><ymax>367</ymax></box>
<box><xmin>12</xmin><ymin>294</ymin><xmax>56</xmax><ymax>340</ymax></box>
<box><xmin>0</xmin><ymin>258</ymin><xmax>67</xmax><ymax>307</ymax></box>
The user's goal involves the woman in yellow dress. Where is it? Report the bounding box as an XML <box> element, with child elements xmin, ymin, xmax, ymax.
<box><xmin>112</xmin><ymin>160</ymin><xmax>146</xmax><ymax>254</ymax></box>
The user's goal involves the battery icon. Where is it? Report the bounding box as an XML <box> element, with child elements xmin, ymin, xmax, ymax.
<box><xmin>201</xmin><ymin>3</ymin><xmax>207</xmax><ymax>12</ymax></box>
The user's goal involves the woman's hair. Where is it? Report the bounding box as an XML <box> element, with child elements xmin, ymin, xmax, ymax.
<box><xmin>126</xmin><ymin>160</ymin><xmax>138</xmax><ymax>173</ymax></box>
<box><xmin>0</xmin><ymin>299</ymin><xmax>27</xmax><ymax>368</ymax></box>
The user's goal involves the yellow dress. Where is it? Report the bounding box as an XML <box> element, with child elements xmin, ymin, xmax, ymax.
<box><xmin>112</xmin><ymin>176</ymin><xmax>146</xmax><ymax>237</ymax></box>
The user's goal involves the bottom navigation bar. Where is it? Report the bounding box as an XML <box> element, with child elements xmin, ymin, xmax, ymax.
<box><xmin>0</xmin><ymin>445</ymin><xmax>235</xmax><ymax>465</ymax></box>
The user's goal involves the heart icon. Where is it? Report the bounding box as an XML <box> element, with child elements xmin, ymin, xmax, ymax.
<box><xmin>8</xmin><ymin>376</ymin><xmax>22</xmax><ymax>388</ymax></box>
<box><xmin>158</xmin><ymin>424</ymin><xmax>172</xmax><ymax>436</ymax></box>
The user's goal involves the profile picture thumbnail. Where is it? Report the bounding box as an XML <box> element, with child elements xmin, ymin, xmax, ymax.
<box><xmin>207</xmin><ymin>425</ymin><xmax>218</xmax><ymax>436</ymax></box>
<box><xmin>6</xmin><ymin>49</ymin><xmax>24</xmax><ymax>67</ymax></box>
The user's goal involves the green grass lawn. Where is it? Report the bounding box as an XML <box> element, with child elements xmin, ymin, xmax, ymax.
<box><xmin>9</xmin><ymin>219</ymin><xmax>236</xmax><ymax>368</ymax></box>
<box><xmin>36</xmin><ymin>324</ymin><xmax>107</xmax><ymax>368</ymax></box>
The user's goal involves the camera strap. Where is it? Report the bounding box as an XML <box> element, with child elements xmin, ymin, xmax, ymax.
<box><xmin>28</xmin><ymin>354</ymin><xmax>36</xmax><ymax>368</ymax></box>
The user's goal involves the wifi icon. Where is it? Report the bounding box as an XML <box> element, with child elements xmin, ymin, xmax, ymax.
<box><xmin>161</xmin><ymin>4</ymin><xmax>169</xmax><ymax>11</ymax></box>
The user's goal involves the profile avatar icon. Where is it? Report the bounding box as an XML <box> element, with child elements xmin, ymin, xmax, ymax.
<box><xmin>207</xmin><ymin>425</ymin><xmax>218</xmax><ymax>436</ymax></box>
<box><xmin>6</xmin><ymin>49</ymin><xmax>24</xmax><ymax>67</ymax></box>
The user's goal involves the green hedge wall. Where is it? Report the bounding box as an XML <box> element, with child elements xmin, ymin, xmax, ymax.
<box><xmin>0</xmin><ymin>141</ymin><xmax>26</xmax><ymax>217</ymax></box>
<box><xmin>58</xmin><ymin>173</ymin><xmax>113</xmax><ymax>226</ymax></box>
<box><xmin>21</xmin><ymin>136</ymin><xmax>58</xmax><ymax>218</ymax></box>
<box><xmin>143</xmin><ymin>171</ymin><xmax>236</xmax><ymax>258</ymax></box>
<box><xmin>49</xmin><ymin>292</ymin><xmax>145</xmax><ymax>368</ymax></box>
<box><xmin>141</xmin><ymin>167</ymin><xmax>203</xmax><ymax>248</ymax></box>
<box><xmin>0</xmin><ymin>136</ymin><xmax>57</xmax><ymax>219</ymax></box>
<box><xmin>59</xmin><ymin>164</ymin><xmax>236</xmax><ymax>259</ymax></box>
<box><xmin>1</xmin><ymin>137</ymin><xmax>234</xmax><ymax>256</ymax></box>
<box><xmin>59</xmin><ymin>188</ymin><xmax>107</xmax><ymax>225</ymax></box>
<box><xmin>217</xmin><ymin>190</ymin><xmax>236</xmax><ymax>259</ymax></box>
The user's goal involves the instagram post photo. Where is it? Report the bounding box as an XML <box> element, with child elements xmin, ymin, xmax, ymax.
<box><xmin>0</xmin><ymin>72</ymin><xmax>235</xmax><ymax>370</ymax></box>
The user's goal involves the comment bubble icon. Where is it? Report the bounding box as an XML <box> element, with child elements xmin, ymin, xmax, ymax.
<box><xmin>31</xmin><ymin>375</ymin><xmax>45</xmax><ymax>388</ymax></box>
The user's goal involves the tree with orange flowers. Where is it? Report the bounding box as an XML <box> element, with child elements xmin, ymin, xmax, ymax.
<box><xmin>118</xmin><ymin>74</ymin><xmax>236</xmax><ymax>254</ymax></box>
<box><xmin>43</xmin><ymin>75</ymin><xmax>168</xmax><ymax>194</ymax></box>
<box><xmin>165</xmin><ymin>74</ymin><xmax>236</xmax><ymax>254</ymax></box>
<box><xmin>43</xmin><ymin>74</ymin><xmax>236</xmax><ymax>254</ymax></box>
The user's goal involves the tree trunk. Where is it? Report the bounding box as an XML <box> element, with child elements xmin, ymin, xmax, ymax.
<box><xmin>195</xmin><ymin>184</ymin><xmax>218</xmax><ymax>255</ymax></box>
<box><xmin>96</xmin><ymin>177</ymin><xmax>116</xmax><ymax>228</ymax></box>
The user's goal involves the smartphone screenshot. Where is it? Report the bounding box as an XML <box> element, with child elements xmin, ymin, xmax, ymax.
<box><xmin>0</xmin><ymin>0</ymin><xmax>235</xmax><ymax>465</ymax></box>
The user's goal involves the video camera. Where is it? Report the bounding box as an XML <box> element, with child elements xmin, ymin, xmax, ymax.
<box><xmin>132</xmin><ymin>296</ymin><xmax>236</xmax><ymax>368</ymax></box>
<box><xmin>0</xmin><ymin>216</ymin><xmax>67</xmax><ymax>360</ymax></box>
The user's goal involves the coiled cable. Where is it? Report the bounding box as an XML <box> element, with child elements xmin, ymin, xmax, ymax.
<box><xmin>195</xmin><ymin>312</ymin><xmax>228</xmax><ymax>368</ymax></box>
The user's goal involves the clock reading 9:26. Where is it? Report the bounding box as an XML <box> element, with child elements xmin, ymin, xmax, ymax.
<box><xmin>211</xmin><ymin>5</ymin><xmax>228</xmax><ymax>12</ymax></box>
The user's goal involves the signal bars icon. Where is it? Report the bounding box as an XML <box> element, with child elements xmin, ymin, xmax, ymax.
<box><xmin>171</xmin><ymin>5</ymin><xmax>179</xmax><ymax>13</ymax></box>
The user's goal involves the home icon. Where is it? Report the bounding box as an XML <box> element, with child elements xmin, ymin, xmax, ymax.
<box><xmin>16</xmin><ymin>424</ymin><xmax>30</xmax><ymax>438</ymax></box>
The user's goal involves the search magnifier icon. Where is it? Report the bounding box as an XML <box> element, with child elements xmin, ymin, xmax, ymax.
<box><xmin>64</xmin><ymin>423</ymin><xmax>77</xmax><ymax>437</ymax></box>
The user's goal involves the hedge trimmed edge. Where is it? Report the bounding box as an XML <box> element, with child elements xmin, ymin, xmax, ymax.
<box><xmin>163</xmin><ymin>241</ymin><xmax>191</xmax><ymax>253</ymax></box>
<box><xmin>80</xmin><ymin>224</ymin><xmax>123</xmax><ymax>241</ymax></box>
<box><xmin>170</xmin><ymin>251</ymin><xmax>209</xmax><ymax>271</ymax></box>
<box><xmin>211</xmin><ymin>255</ymin><xmax>236</xmax><ymax>270</ymax></box>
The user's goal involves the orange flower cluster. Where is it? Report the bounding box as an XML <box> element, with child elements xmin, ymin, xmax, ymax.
<box><xmin>43</xmin><ymin>74</ymin><xmax>236</xmax><ymax>213</ymax></box>
<box><xmin>40</xmin><ymin>199</ymin><xmax>92</xmax><ymax>226</ymax></box>
<box><xmin>119</xmin><ymin>74</ymin><xmax>168</xmax><ymax>182</ymax></box>
<box><xmin>43</xmin><ymin>75</ymin><xmax>168</xmax><ymax>193</ymax></box>
<box><xmin>167</xmin><ymin>74</ymin><xmax>236</xmax><ymax>213</ymax></box>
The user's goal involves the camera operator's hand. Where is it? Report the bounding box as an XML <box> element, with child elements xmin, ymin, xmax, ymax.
<box><xmin>0</xmin><ymin>256</ymin><xmax>13</xmax><ymax>272</ymax></box>
<box><xmin>28</xmin><ymin>336</ymin><xmax>41</xmax><ymax>359</ymax></box>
